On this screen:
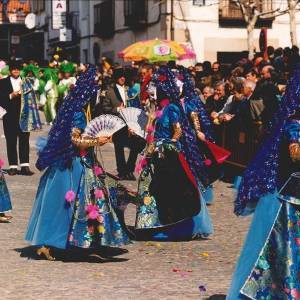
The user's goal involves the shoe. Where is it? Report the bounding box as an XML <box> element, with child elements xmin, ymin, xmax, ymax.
<box><xmin>126</xmin><ymin>172</ymin><xmax>136</xmax><ymax>181</ymax></box>
<box><xmin>7</xmin><ymin>168</ymin><xmax>17</xmax><ymax>176</ymax></box>
<box><xmin>0</xmin><ymin>215</ymin><xmax>11</xmax><ymax>223</ymax></box>
<box><xmin>37</xmin><ymin>246</ymin><xmax>55</xmax><ymax>261</ymax></box>
<box><xmin>20</xmin><ymin>167</ymin><xmax>34</xmax><ymax>176</ymax></box>
<box><xmin>116</xmin><ymin>174</ymin><xmax>127</xmax><ymax>181</ymax></box>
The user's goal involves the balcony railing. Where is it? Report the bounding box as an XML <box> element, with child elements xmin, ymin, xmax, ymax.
<box><xmin>0</xmin><ymin>0</ymin><xmax>31</xmax><ymax>25</ymax></box>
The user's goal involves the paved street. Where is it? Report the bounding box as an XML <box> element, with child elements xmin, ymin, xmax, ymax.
<box><xmin>0</xmin><ymin>124</ymin><xmax>251</xmax><ymax>300</ymax></box>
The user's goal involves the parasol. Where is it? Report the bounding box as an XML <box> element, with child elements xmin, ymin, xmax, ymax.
<box><xmin>118</xmin><ymin>39</ymin><xmax>196</xmax><ymax>62</ymax></box>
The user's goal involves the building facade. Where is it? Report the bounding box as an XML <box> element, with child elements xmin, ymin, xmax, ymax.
<box><xmin>29</xmin><ymin>0</ymin><xmax>167</xmax><ymax>64</ymax></box>
<box><xmin>0</xmin><ymin>0</ymin><xmax>32</xmax><ymax>60</ymax></box>
<box><xmin>4</xmin><ymin>0</ymin><xmax>300</xmax><ymax>64</ymax></box>
<box><xmin>170</xmin><ymin>0</ymin><xmax>300</xmax><ymax>63</ymax></box>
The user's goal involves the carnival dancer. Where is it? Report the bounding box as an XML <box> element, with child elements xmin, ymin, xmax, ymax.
<box><xmin>0</xmin><ymin>61</ymin><xmax>34</xmax><ymax>176</ymax></box>
<box><xmin>227</xmin><ymin>65</ymin><xmax>300</xmax><ymax>299</ymax></box>
<box><xmin>134</xmin><ymin>66</ymin><xmax>213</xmax><ymax>240</ymax></box>
<box><xmin>0</xmin><ymin>158</ymin><xmax>12</xmax><ymax>223</ymax></box>
<box><xmin>42</xmin><ymin>68</ymin><xmax>58</xmax><ymax>125</ymax></box>
<box><xmin>25</xmin><ymin>66</ymin><xmax>130</xmax><ymax>261</ymax></box>
<box><xmin>175</xmin><ymin>66</ymin><xmax>219</xmax><ymax>204</ymax></box>
<box><xmin>20</xmin><ymin>64</ymin><xmax>42</xmax><ymax>131</ymax></box>
<box><xmin>58</xmin><ymin>62</ymin><xmax>77</xmax><ymax>99</ymax></box>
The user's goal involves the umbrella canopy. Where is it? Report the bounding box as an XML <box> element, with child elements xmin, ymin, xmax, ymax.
<box><xmin>118</xmin><ymin>39</ymin><xmax>195</xmax><ymax>62</ymax></box>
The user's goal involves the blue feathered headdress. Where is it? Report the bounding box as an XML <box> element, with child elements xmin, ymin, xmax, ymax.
<box><xmin>177</xmin><ymin>66</ymin><xmax>215</xmax><ymax>142</ymax></box>
<box><xmin>235</xmin><ymin>64</ymin><xmax>300</xmax><ymax>216</ymax></box>
<box><xmin>152</xmin><ymin>65</ymin><xmax>180</xmax><ymax>103</ymax></box>
<box><xmin>36</xmin><ymin>66</ymin><xmax>98</xmax><ymax>171</ymax></box>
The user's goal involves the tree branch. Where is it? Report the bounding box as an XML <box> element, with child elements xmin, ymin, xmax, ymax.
<box><xmin>258</xmin><ymin>8</ymin><xmax>280</xmax><ymax>17</ymax></box>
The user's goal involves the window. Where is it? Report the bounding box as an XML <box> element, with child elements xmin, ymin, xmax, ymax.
<box><xmin>124</xmin><ymin>0</ymin><xmax>147</xmax><ymax>28</ymax></box>
<box><xmin>94</xmin><ymin>0</ymin><xmax>115</xmax><ymax>38</ymax></box>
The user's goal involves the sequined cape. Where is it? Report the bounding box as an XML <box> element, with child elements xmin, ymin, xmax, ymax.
<box><xmin>36</xmin><ymin>67</ymin><xmax>99</xmax><ymax>171</ymax></box>
<box><xmin>235</xmin><ymin>64</ymin><xmax>300</xmax><ymax>216</ymax></box>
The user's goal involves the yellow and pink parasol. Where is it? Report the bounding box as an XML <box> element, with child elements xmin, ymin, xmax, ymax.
<box><xmin>118</xmin><ymin>39</ymin><xmax>196</xmax><ymax>62</ymax></box>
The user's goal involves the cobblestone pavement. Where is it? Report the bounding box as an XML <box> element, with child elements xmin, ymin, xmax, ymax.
<box><xmin>0</xmin><ymin>124</ymin><xmax>251</xmax><ymax>300</ymax></box>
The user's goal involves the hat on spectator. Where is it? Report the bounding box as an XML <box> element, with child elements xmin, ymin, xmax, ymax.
<box><xmin>113</xmin><ymin>67</ymin><xmax>125</xmax><ymax>80</ymax></box>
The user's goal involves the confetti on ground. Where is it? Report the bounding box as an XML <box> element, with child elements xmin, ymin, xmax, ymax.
<box><xmin>200</xmin><ymin>252</ymin><xmax>209</xmax><ymax>257</ymax></box>
<box><xmin>199</xmin><ymin>285</ymin><xmax>207</xmax><ymax>292</ymax></box>
<box><xmin>145</xmin><ymin>242</ymin><xmax>162</xmax><ymax>248</ymax></box>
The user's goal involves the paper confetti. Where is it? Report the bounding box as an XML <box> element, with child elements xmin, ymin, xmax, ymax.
<box><xmin>199</xmin><ymin>285</ymin><xmax>207</xmax><ymax>292</ymax></box>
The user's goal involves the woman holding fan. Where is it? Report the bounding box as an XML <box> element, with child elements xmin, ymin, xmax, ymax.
<box><xmin>134</xmin><ymin>66</ymin><xmax>213</xmax><ymax>241</ymax></box>
<box><xmin>25</xmin><ymin>66</ymin><xmax>130</xmax><ymax>260</ymax></box>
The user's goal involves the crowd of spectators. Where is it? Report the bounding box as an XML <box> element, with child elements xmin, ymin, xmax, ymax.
<box><xmin>2</xmin><ymin>45</ymin><xmax>299</xmax><ymax>172</ymax></box>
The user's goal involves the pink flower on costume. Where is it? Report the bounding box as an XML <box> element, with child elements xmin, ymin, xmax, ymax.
<box><xmin>146</xmin><ymin>125</ymin><xmax>154</xmax><ymax>133</ymax></box>
<box><xmin>291</xmin><ymin>289</ymin><xmax>300</xmax><ymax>299</ymax></box>
<box><xmin>93</xmin><ymin>166</ymin><xmax>103</xmax><ymax>176</ymax></box>
<box><xmin>204</xmin><ymin>159</ymin><xmax>212</xmax><ymax>166</ymax></box>
<box><xmin>88</xmin><ymin>210</ymin><xmax>99</xmax><ymax>220</ymax></box>
<box><xmin>94</xmin><ymin>189</ymin><xmax>104</xmax><ymax>199</ymax></box>
<box><xmin>146</xmin><ymin>135</ymin><xmax>154</xmax><ymax>144</ymax></box>
<box><xmin>155</xmin><ymin>110</ymin><xmax>163</xmax><ymax>119</ymax></box>
<box><xmin>0</xmin><ymin>159</ymin><xmax>4</xmax><ymax>169</ymax></box>
<box><xmin>135</xmin><ymin>157</ymin><xmax>148</xmax><ymax>174</ymax></box>
<box><xmin>85</xmin><ymin>204</ymin><xmax>99</xmax><ymax>220</ymax></box>
<box><xmin>295</xmin><ymin>238</ymin><xmax>300</xmax><ymax>246</ymax></box>
<box><xmin>65</xmin><ymin>190</ymin><xmax>75</xmax><ymax>203</ymax></box>
<box><xmin>160</xmin><ymin>99</ymin><xmax>170</xmax><ymax>108</ymax></box>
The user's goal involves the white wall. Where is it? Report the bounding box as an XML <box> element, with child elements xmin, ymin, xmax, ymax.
<box><xmin>171</xmin><ymin>0</ymin><xmax>300</xmax><ymax>62</ymax></box>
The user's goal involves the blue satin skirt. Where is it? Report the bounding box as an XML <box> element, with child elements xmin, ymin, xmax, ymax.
<box><xmin>25</xmin><ymin>158</ymin><xmax>83</xmax><ymax>249</ymax></box>
<box><xmin>226</xmin><ymin>193</ymin><xmax>294</xmax><ymax>299</ymax></box>
<box><xmin>0</xmin><ymin>172</ymin><xmax>12</xmax><ymax>213</ymax></box>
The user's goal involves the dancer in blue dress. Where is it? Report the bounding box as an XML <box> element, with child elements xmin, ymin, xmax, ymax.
<box><xmin>227</xmin><ymin>65</ymin><xmax>300</xmax><ymax>299</ymax></box>
<box><xmin>134</xmin><ymin>66</ymin><xmax>213</xmax><ymax>240</ymax></box>
<box><xmin>25</xmin><ymin>66</ymin><xmax>130</xmax><ymax>260</ymax></box>
<box><xmin>175</xmin><ymin>66</ymin><xmax>220</xmax><ymax>204</ymax></box>
<box><xmin>0</xmin><ymin>159</ymin><xmax>12</xmax><ymax>222</ymax></box>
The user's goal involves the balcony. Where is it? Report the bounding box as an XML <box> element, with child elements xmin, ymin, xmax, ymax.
<box><xmin>219</xmin><ymin>0</ymin><xmax>274</xmax><ymax>28</ymax></box>
<box><xmin>0</xmin><ymin>0</ymin><xmax>31</xmax><ymax>25</ymax></box>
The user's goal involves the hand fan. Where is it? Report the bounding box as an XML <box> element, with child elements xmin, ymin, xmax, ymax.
<box><xmin>0</xmin><ymin>106</ymin><xmax>7</xmax><ymax>119</ymax></box>
<box><xmin>119</xmin><ymin>107</ymin><xmax>148</xmax><ymax>138</ymax></box>
<box><xmin>83</xmin><ymin>114</ymin><xmax>126</xmax><ymax>137</ymax></box>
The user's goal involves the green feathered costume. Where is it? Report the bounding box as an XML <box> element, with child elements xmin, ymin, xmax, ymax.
<box><xmin>40</xmin><ymin>68</ymin><xmax>58</xmax><ymax>124</ymax></box>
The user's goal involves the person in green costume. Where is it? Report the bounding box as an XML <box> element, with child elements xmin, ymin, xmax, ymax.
<box><xmin>42</xmin><ymin>68</ymin><xmax>58</xmax><ymax>125</ymax></box>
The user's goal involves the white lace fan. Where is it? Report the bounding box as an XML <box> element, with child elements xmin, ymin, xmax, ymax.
<box><xmin>119</xmin><ymin>107</ymin><xmax>148</xmax><ymax>138</ymax></box>
<box><xmin>0</xmin><ymin>106</ymin><xmax>7</xmax><ymax>119</ymax></box>
<box><xmin>83</xmin><ymin>114</ymin><xmax>126</xmax><ymax>137</ymax></box>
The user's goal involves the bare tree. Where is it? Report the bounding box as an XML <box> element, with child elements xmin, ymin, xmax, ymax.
<box><xmin>285</xmin><ymin>0</ymin><xmax>300</xmax><ymax>46</ymax></box>
<box><xmin>232</xmin><ymin>0</ymin><xmax>280</xmax><ymax>59</ymax></box>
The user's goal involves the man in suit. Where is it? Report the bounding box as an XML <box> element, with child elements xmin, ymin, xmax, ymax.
<box><xmin>0</xmin><ymin>62</ymin><xmax>34</xmax><ymax>176</ymax></box>
<box><xmin>102</xmin><ymin>67</ymin><xmax>145</xmax><ymax>180</ymax></box>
